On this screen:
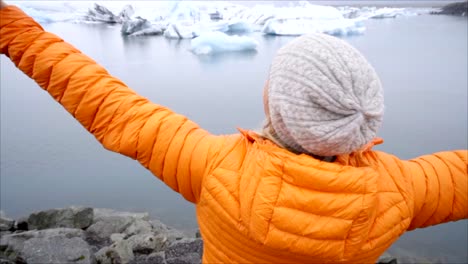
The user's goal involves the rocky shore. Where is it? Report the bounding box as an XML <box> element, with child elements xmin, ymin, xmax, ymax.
<box><xmin>0</xmin><ymin>207</ymin><xmax>202</xmax><ymax>264</ymax></box>
<box><xmin>432</xmin><ymin>1</ymin><xmax>468</xmax><ymax>16</ymax></box>
<box><xmin>0</xmin><ymin>207</ymin><xmax>455</xmax><ymax>264</ymax></box>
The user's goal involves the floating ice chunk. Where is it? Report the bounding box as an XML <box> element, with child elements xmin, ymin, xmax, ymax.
<box><xmin>83</xmin><ymin>3</ymin><xmax>134</xmax><ymax>23</ymax></box>
<box><xmin>164</xmin><ymin>22</ymin><xmax>200</xmax><ymax>39</ymax></box>
<box><xmin>199</xmin><ymin>21</ymin><xmax>230</xmax><ymax>33</ymax></box>
<box><xmin>127</xmin><ymin>27</ymin><xmax>164</xmax><ymax>37</ymax></box>
<box><xmin>262</xmin><ymin>18</ymin><xmax>365</xmax><ymax>36</ymax></box>
<box><xmin>84</xmin><ymin>3</ymin><xmax>120</xmax><ymax>23</ymax></box>
<box><xmin>338</xmin><ymin>6</ymin><xmax>424</xmax><ymax>20</ymax></box>
<box><xmin>259</xmin><ymin>3</ymin><xmax>365</xmax><ymax>36</ymax></box>
<box><xmin>118</xmin><ymin>5</ymin><xmax>135</xmax><ymax>22</ymax></box>
<box><xmin>191</xmin><ymin>31</ymin><xmax>258</xmax><ymax>55</ymax></box>
<box><xmin>121</xmin><ymin>17</ymin><xmax>163</xmax><ymax>36</ymax></box>
<box><xmin>370</xmin><ymin>8</ymin><xmax>407</xmax><ymax>19</ymax></box>
<box><xmin>227</xmin><ymin>21</ymin><xmax>253</xmax><ymax>33</ymax></box>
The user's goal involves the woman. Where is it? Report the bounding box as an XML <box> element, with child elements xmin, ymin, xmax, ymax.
<box><xmin>1</xmin><ymin>2</ymin><xmax>466</xmax><ymax>263</ymax></box>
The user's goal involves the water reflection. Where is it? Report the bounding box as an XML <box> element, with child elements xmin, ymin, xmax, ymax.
<box><xmin>163</xmin><ymin>38</ymin><xmax>182</xmax><ymax>49</ymax></box>
<box><xmin>194</xmin><ymin>49</ymin><xmax>258</xmax><ymax>65</ymax></box>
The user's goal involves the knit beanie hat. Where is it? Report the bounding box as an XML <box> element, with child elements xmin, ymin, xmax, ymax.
<box><xmin>267</xmin><ymin>34</ymin><xmax>384</xmax><ymax>157</ymax></box>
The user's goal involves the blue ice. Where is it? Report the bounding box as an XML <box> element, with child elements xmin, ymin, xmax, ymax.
<box><xmin>191</xmin><ymin>31</ymin><xmax>258</xmax><ymax>55</ymax></box>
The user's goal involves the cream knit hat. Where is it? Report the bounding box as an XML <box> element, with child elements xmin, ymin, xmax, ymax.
<box><xmin>267</xmin><ymin>34</ymin><xmax>384</xmax><ymax>157</ymax></box>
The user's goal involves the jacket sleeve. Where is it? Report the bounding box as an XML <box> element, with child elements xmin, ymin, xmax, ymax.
<box><xmin>403</xmin><ymin>150</ymin><xmax>468</xmax><ymax>230</ymax></box>
<box><xmin>0</xmin><ymin>5</ymin><xmax>224</xmax><ymax>203</ymax></box>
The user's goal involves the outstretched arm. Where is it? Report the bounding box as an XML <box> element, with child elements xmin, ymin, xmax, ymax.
<box><xmin>403</xmin><ymin>150</ymin><xmax>467</xmax><ymax>229</ymax></box>
<box><xmin>0</xmin><ymin>4</ymin><xmax>224</xmax><ymax>203</ymax></box>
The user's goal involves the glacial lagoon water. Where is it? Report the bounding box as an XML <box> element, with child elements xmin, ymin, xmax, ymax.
<box><xmin>1</xmin><ymin>13</ymin><xmax>467</xmax><ymax>262</ymax></box>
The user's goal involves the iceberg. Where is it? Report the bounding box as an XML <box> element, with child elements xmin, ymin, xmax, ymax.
<box><xmin>118</xmin><ymin>4</ymin><xmax>135</xmax><ymax>22</ymax></box>
<box><xmin>8</xmin><ymin>1</ymin><xmax>435</xmax><ymax>37</ymax></box>
<box><xmin>164</xmin><ymin>22</ymin><xmax>200</xmax><ymax>39</ymax></box>
<box><xmin>338</xmin><ymin>6</ymin><xmax>424</xmax><ymax>20</ymax></box>
<box><xmin>190</xmin><ymin>31</ymin><xmax>258</xmax><ymax>55</ymax></box>
<box><xmin>262</xmin><ymin>18</ymin><xmax>365</xmax><ymax>36</ymax></box>
<box><xmin>227</xmin><ymin>21</ymin><xmax>253</xmax><ymax>33</ymax></box>
<box><xmin>121</xmin><ymin>17</ymin><xmax>163</xmax><ymax>36</ymax></box>
<box><xmin>261</xmin><ymin>3</ymin><xmax>364</xmax><ymax>36</ymax></box>
<box><xmin>84</xmin><ymin>3</ymin><xmax>121</xmax><ymax>23</ymax></box>
<box><xmin>83</xmin><ymin>3</ymin><xmax>135</xmax><ymax>24</ymax></box>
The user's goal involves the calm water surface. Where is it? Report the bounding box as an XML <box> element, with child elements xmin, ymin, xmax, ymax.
<box><xmin>1</xmin><ymin>14</ymin><xmax>467</xmax><ymax>262</ymax></box>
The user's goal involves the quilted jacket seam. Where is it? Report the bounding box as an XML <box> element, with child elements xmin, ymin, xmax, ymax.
<box><xmin>115</xmin><ymin>100</ymin><xmax>148</xmax><ymax>153</ymax></box>
<box><xmin>160</xmin><ymin>116</ymin><xmax>187</xmax><ymax>191</ymax></box>
<box><xmin>264</xmin><ymin>158</ymin><xmax>284</xmax><ymax>244</ymax></box>
<box><xmin>146</xmin><ymin>109</ymin><xmax>172</xmax><ymax>171</ymax></box>
<box><xmin>134</xmin><ymin>107</ymin><xmax>158</xmax><ymax>162</ymax></box>
<box><xmin>88</xmin><ymin>85</ymin><xmax>123</xmax><ymax>135</ymax></box>
<box><xmin>10</xmin><ymin>30</ymin><xmax>44</xmax><ymax>65</ymax></box>
<box><xmin>419</xmin><ymin>156</ymin><xmax>442</xmax><ymax>227</ymax></box>
<box><xmin>434</xmin><ymin>154</ymin><xmax>456</xmax><ymax>222</ymax></box>
<box><xmin>56</xmin><ymin>61</ymin><xmax>91</xmax><ymax>103</ymax></box>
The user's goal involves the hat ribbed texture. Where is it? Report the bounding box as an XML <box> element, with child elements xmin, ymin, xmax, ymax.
<box><xmin>268</xmin><ymin>34</ymin><xmax>384</xmax><ymax>156</ymax></box>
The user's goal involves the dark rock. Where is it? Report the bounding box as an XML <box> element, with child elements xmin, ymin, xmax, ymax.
<box><xmin>0</xmin><ymin>217</ymin><xmax>14</xmax><ymax>232</ymax></box>
<box><xmin>85</xmin><ymin>216</ymin><xmax>132</xmax><ymax>247</ymax></box>
<box><xmin>149</xmin><ymin>219</ymin><xmax>170</xmax><ymax>235</ymax></box>
<box><xmin>377</xmin><ymin>257</ymin><xmax>398</xmax><ymax>264</ymax></box>
<box><xmin>146</xmin><ymin>252</ymin><xmax>166</xmax><ymax>264</ymax></box>
<box><xmin>124</xmin><ymin>219</ymin><xmax>152</xmax><ymax>237</ymax></box>
<box><xmin>166</xmin><ymin>253</ymin><xmax>201</xmax><ymax>264</ymax></box>
<box><xmin>1</xmin><ymin>228</ymin><xmax>87</xmax><ymax>264</ymax></box>
<box><xmin>1</xmin><ymin>230</ymin><xmax>36</xmax><ymax>256</ymax></box>
<box><xmin>128</xmin><ymin>254</ymin><xmax>147</xmax><ymax>264</ymax></box>
<box><xmin>95</xmin><ymin>240</ymin><xmax>134</xmax><ymax>264</ymax></box>
<box><xmin>21</xmin><ymin>236</ymin><xmax>92</xmax><ymax>264</ymax></box>
<box><xmin>1</xmin><ymin>208</ymin><xmax>201</xmax><ymax>264</ymax></box>
<box><xmin>86</xmin><ymin>209</ymin><xmax>152</xmax><ymax>247</ymax></box>
<box><xmin>110</xmin><ymin>233</ymin><xmax>126</xmax><ymax>243</ymax></box>
<box><xmin>0</xmin><ymin>231</ymin><xmax>12</xmax><ymax>238</ymax></box>
<box><xmin>14</xmin><ymin>218</ymin><xmax>28</xmax><ymax>231</ymax></box>
<box><xmin>129</xmin><ymin>252</ymin><xmax>166</xmax><ymax>264</ymax></box>
<box><xmin>149</xmin><ymin>219</ymin><xmax>185</xmax><ymax>243</ymax></box>
<box><xmin>165</xmin><ymin>238</ymin><xmax>203</xmax><ymax>263</ymax></box>
<box><xmin>27</xmin><ymin>207</ymin><xmax>93</xmax><ymax>230</ymax></box>
<box><xmin>0</xmin><ymin>258</ymin><xmax>15</xmax><ymax>264</ymax></box>
<box><xmin>433</xmin><ymin>1</ymin><xmax>468</xmax><ymax>16</ymax></box>
<box><xmin>127</xmin><ymin>233</ymin><xmax>168</xmax><ymax>254</ymax></box>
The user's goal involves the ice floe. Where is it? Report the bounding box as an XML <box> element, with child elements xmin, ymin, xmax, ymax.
<box><xmin>191</xmin><ymin>31</ymin><xmax>258</xmax><ymax>55</ymax></box>
<box><xmin>121</xmin><ymin>17</ymin><xmax>164</xmax><ymax>36</ymax></box>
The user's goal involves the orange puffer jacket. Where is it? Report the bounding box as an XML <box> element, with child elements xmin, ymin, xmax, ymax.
<box><xmin>1</xmin><ymin>6</ymin><xmax>467</xmax><ymax>264</ymax></box>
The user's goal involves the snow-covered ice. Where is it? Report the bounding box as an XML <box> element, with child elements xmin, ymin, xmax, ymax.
<box><xmin>191</xmin><ymin>31</ymin><xmax>258</xmax><ymax>55</ymax></box>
